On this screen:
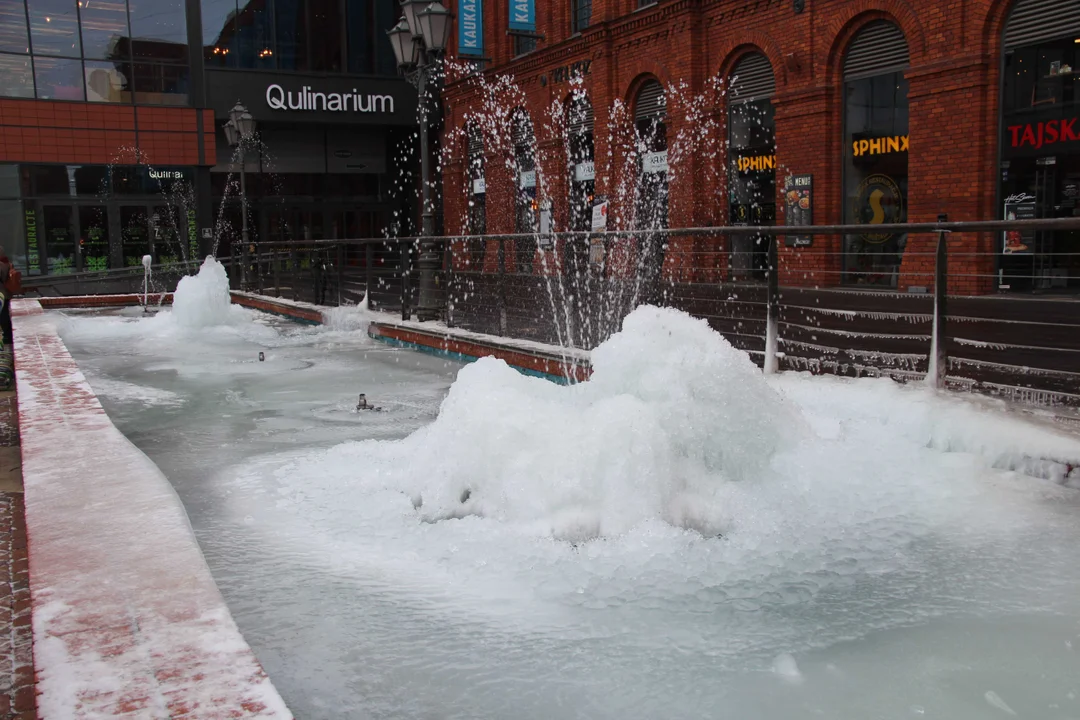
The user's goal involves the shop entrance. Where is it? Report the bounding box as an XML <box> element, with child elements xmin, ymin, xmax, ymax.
<box><xmin>26</xmin><ymin>200</ymin><xmax>193</xmax><ymax>275</ymax></box>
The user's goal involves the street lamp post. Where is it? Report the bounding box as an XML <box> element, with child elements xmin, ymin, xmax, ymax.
<box><xmin>223</xmin><ymin>102</ymin><xmax>257</xmax><ymax>290</ymax></box>
<box><xmin>388</xmin><ymin>1</ymin><xmax>452</xmax><ymax>321</ymax></box>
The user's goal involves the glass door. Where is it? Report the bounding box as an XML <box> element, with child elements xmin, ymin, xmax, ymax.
<box><xmin>151</xmin><ymin>205</ymin><xmax>183</xmax><ymax>266</ymax></box>
<box><xmin>79</xmin><ymin>206</ymin><xmax>110</xmax><ymax>272</ymax></box>
<box><xmin>120</xmin><ymin>205</ymin><xmax>151</xmax><ymax>268</ymax></box>
<box><xmin>42</xmin><ymin>205</ymin><xmax>77</xmax><ymax>275</ymax></box>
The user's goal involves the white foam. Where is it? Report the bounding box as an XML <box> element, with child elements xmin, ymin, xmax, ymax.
<box><xmin>171</xmin><ymin>256</ymin><xmax>247</xmax><ymax>329</ymax></box>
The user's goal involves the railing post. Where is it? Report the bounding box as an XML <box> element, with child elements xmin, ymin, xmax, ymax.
<box><xmin>290</xmin><ymin>245</ymin><xmax>298</xmax><ymax>302</ymax></box>
<box><xmin>272</xmin><ymin>246</ymin><xmax>280</xmax><ymax>297</ymax></box>
<box><xmin>763</xmin><ymin>233</ymin><xmax>780</xmax><ymax>374</ymax></box>
<box><xmin>365</xmin><ymin>243</ymin><xmax>374</xmax><ymax>306</ymax></box>
<box><xmin>930</xmin><ymin>213</ymin><xmax>949</xmax><ymax>389</ymax></box>
<box><xmin>336</xmin><ymin>243</ymin><xmax>344</xmax><ymax>307</ymax></box>
<box><xmin>446</xmin><ymin>238</ymin><xmax>455</xmax><ymax>329</ymax></box>
<box><xmin>400</xmin><ymin>239</ymin><xmax>410</xmax><ymax>321</ymax></box>
<box><xmin>497</xmin><ymin>238</ymin><xmax>508</xmax><ymax>336</ymax></box>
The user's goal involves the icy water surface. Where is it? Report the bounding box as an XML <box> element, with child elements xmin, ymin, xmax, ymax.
<box><xmin>58</xmin><ymin>297</ymin><xmax>1080</xmax><ymax>720</ymax></box>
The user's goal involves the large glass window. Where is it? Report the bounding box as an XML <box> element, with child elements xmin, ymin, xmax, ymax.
<box><xmin>571</xmin><ymin>0</ymin><xmax>591</xmax><ymax>34</ymax></box>
<box><xmin>202</xmin><ymin>0</ymin><xmax>397</xmax><ymax>75</ymax></box>
<box><xmin>0</xmin><ymin>0</ymin><xmax>30</xmax><ymax>54</ymax></box>
<box><xmin>347</xmin><ymin>0</ymin><xmax>396</xmax><ymax>75</ymax></box>
<box><xmin>79</xmin><ymin>0</ymin><xmax>129</xmax><ymax>59</ymax></box>
<box><xmin>843</xmin><ymin>71</ymin><xmax>909</xmax><ymax>287</ymax></box>
<box><xmin>28</xmin><ymin>0</ymin><xmax>81</xmax><ymax>58</ymax></box>
<box><xmin>0</xmin><ymin>53</ymin><xmax>33</xmax><ymax>97</ymax></box>
<box><xmin>33</xmin><ymin>56</ymin><xmax>85</xmax><ymax>100</ymax></box>
<box><xmin>1</xmin><ymin>0</ymin><xmax>190</xmax><ymax>104</ymax></box>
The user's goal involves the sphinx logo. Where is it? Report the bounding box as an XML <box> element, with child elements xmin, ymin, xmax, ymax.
<box><xmin>265</xmin><ymin>84</ymin><xmax>395</xmax><ymax>113</ymax></box>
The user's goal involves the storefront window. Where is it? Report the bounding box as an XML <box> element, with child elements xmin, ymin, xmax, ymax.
<box><xmin>999</xmin><ymin>35</ymin><xmax>1080</xmax><ymax>292</ymax></box>
<box><xmin>0</xmin><ymin>200</ymin><xmax>26</xmax><ymax>271</ymax></box>
<box><xmin>120</xmin><ymin>205</ymin><xmax>150</xmax><ymax>267</ymax></box>
<box><xmin>728</xmin><ymin>96</ymin><xmax>775</xmax><ymax>281</ymax></box>
<box><xmin>42</xmin><ymin>205</ymin><xmax>76</xmax><ymax>275</ymax></box>
<box><xmin>79</xmin><ymin>206</ymin><xmax>110</xmax><ymax>271</ymax></box>
<box><xmin>843</xmin><ymin>71</ymin><xmax>909</xmax><ymax>286</ymax></box>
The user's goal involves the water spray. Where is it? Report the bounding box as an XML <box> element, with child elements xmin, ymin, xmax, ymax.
<box><xmin>141</xmin><ymin>255</ymin><xmax>152</xmax><ymax>313</ymax></box>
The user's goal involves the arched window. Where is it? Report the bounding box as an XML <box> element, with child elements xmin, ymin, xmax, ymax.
<box><xmin>727</xmin><ymin>52</ymin><xmax>776</xmax><ymax>281</ymax></box>
<box><xmin>567</xmin><ymin>92</ymin><xmax>596</xmax><ymax>232</ymax></box>
<box><xmin>512</xmin><ymin>108</ymin><xmax>537</xmax><ymax>272</ymax></box>
<box><xmin>842</xmin><ymin>20</ymin><xmax>910</xmax><ymax>287</ymax></box>
<box><xmin>633</xmin><ymin>79</ymin><xmax>668</xmax><ymax>232</ymax></box>
<box><xmin>998</xmin><ymin>0</ymin><xmax>1080</xmax><ymax>292</ymax></box>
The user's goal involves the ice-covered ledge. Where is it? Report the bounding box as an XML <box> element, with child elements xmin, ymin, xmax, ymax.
<box><xmin>11</xmin><ymin>299</ymin><xmax>292</xmax><ymax>719</ymax></box>
<box><xmin>229</xmin><ymin>291</ymin><xmax>592</xmax><ymax>382</ymax></box>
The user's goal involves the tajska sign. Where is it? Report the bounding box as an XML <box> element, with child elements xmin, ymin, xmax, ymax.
<box><xmin>265</xmin><ymin>84</ymin><xmax>394</xmax><ymax>113</ymax></box>
<box><xmin>1008</xmin><ymin>117</ymin><xmax>1079</xmax><ymax>151</ymax></box>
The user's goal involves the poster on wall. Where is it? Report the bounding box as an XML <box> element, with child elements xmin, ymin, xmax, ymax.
<box><xmin>783</xmin><ymin>174</ymin><xmax>813</xmax><ymax>247</ymax></box>
<box><xmin>589</xmin><ymin>198</ymin><xmax>608</xmax><ymax>267</ymax></box>
<box><xmin>458</xmin><ymin>0</ymin><xmax>484</xmax><ymax>56</ymax></box>
<box><xmin>1002</xmin><ymin>193</ymin><xmax>1036</xmax><ymax>255</ymax></box>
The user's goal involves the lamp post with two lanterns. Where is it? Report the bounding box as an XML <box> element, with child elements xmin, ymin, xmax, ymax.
<box><xmin>387</xmin><ymin>0</ymin><xmax>452</xmax><ymax>321</ymax></box>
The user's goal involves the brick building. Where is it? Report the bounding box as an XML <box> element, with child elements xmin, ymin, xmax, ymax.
<box><xmin>439</xmin><ymin>0</ymin><xmax>1080</xmax><ymax>295</ymax></box>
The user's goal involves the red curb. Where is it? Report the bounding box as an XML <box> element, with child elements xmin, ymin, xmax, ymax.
<box><xmin>10</xmin><ymin>299</ymin><xmax>292</xmax><ymax>719</ymax></box>
<box><xmin>35</xmin><ymin>294</ymin><xmax>173</xmax><ymax>309</ymax></box>
<box><xmin>369</xmin><ymin>324</ymin><xmax>591</xmax><ymax>383</ymax></box>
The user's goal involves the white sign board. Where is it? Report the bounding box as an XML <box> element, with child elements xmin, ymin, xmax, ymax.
<box><xmin>472</xmin><ymin>177</ymin><xmax>486</xmax><ymax>194</ymax></box>
<box><xmin>574</xmin><ymin>161</ymin><xmax>595</xmax><ymax>182</ymax></box>
<box><xmin>519</xmin><ymin>169</ymin><xmax>537</xmax><ymax>189</ymax></box>
<box><xmin>591</xmin><ymin>201</ymin><xmax>608</xmax><ymax>231</ymax></box>
<box><xmin>642</xmin><ymin>150</ymin><xmax>669</xmax><ymax>174</ymax></box>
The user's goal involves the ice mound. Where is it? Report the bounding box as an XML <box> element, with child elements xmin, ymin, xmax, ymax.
<box><xmin>171</xmin><ymin>256</ymin><xmax>246</xmax><ymax>329</ymax></box>
<box><xmin>336</xmin><ymin>306</ymin><xmax>798</xmax><ymax>540</ymax></box>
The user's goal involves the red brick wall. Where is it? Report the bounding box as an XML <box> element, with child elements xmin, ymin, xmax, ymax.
<box><xmin>0</xmin><ymin>100</ymin><xmax>215</xmax><ymax>167</ymax></box>
<box><xmin>441</xmin><ymin>0</ymin><xmax>1014</xmax><ymax>294</ymax></box>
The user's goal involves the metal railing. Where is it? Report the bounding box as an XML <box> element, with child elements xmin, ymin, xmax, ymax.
<box><xmin>21</xmin><ymin>216</ymin><xmax>1080</xmax><ymax>405</ymax></box>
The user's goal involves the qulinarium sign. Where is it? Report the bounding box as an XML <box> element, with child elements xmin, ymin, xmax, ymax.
<box><xmin>265</xmin><ymin>84</ymin><xmax>395</xmax><ymax>113</ymax></box>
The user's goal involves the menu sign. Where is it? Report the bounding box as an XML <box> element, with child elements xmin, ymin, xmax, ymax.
<box><xmin>784</xmin><ymin>174</ymin><xmax>813</xmax><ymax>247</ymax></box>
<box><xmin>1002</xmin><ymin>193</ymin><xmax>1035</xmax><ymax>255</ymax></box>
